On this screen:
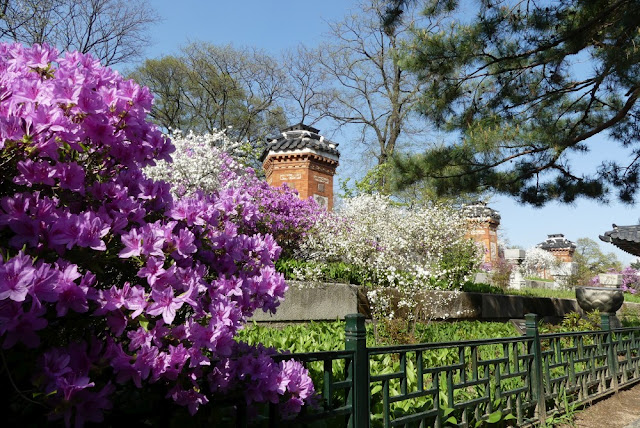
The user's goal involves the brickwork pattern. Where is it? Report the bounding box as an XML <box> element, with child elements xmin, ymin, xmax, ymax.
<box><xmin>466</xmin><ymin>219</ymin><xmax>500</xmax><ymax>264</ymax></box>
<box><xmin>263</xmin><ymin>152</ymin><xmax>338</xmax><ymax>210</ymax></box>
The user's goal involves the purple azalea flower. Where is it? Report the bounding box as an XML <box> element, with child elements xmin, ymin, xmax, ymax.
<box><xmin>40</xmin><ymin>348</ymin><xmax>72</xmax><ymax>393</ymax></box>
<box><xmin>54</xmin><ymin>264</ymin><xmax>88</xmax><ymax>316</ymax></box>
<box><xmin>1</xmin><ymin>302</ymin><xmax>47</xmax><ymax>349</ymax></box>
<box><xmin>0</xmin><ymin>251</ymin><xmax>35</xmax><ymax>302</ymax></box>
<box><xmin>54</xmin><ymin>162</ymin><xmax>85</xmax><ymax>193</ymax></box>
<box><xmin>56</xmin><ymin>374</ymin><xmax>95</xmax><ymax>401</ymax></box>
<box><xmin>0</xmin><ymin>42</ymin><xmax>319</xmax><ymax>424</ymax></box>
<box><xmin>127</xmin><ymin>327</ymin><xmax>152</xmax><ymax>351</ymax></box>
<box><xmin>14</xmin><ymin>159</ymin><xmax>56</xmax><ymax>186</ymax></box>
<box><xmin>72</xmin><ymin>383</ymin><xmax>115</xmax><ymax>427</ymax></box>
<box><xmin>48</xmin><ymin>213</ymin><xmax>82</xmax><ymax>250</ymax></box>
<box><xmin>174</xmin><ymin>228</ymin><xmax>197</xmax><ymax>257</ymax></box>
<box><xmin>140</xmin><ymin>223</ymin><xmax>166</xmax><ymax>257</ymax></box>
<box><xmin>137</xmin><ymin>257</ymin><xmax>165</xmax><ymax>287</ymax></box>
<box><xmin>167</xmin><ymin>385</ymin><xmax>209</xmax><ymax>415</ymax></box>
<box><xmin>30</xmin><ymin>261</ymin><xmax>60</xmax><ymax>304</ymax></box>
<box><xmin>118</xmin><ymin>228</ymin><xmax>143</xmax><ymax>258</ymax></box>
<box><xmin>122</xmin><ymin>285</ymin><xmax>147</xmax><ymax>318</ymax></box>
<box><xmin>76</xmin><ymin>212</ymin><xmax>110</xmax><ymax>250</ymax></box>
<box><xmin>146</xmin><ymin>287</ymin><xmax>184</xmax><ymax>324</ymax></box>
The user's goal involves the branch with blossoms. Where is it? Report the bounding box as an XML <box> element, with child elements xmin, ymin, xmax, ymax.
<box><xmin>0</xmin><ymin>43</ymin><xmax>315</xmax><ymax>427</ymax></box>
<box><xmin>143</xmin><ymin>129</ymin><xmax>250</xmax><ymax>197</ymax></box>
<box><xmin>520</xmin><ymin>247</ymin><xmax>560</xmax><ymax>279</ymax></box>
<box><xmin>293</xmin><ymin>194</ymin><xmax>482</xmax><ymax>323</ymax></box>
<box><xmin>144</xmin><ymin>128</ymin><xmax>324</xmax><ymax>259</ymax></box>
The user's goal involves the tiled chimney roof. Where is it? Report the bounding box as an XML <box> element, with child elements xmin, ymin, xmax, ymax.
<box><xmin>461</xmin><ymin>201</ymin><xmax>501</xmax><ymax>223</ymax></box>
<box><xmin>260</xmin><ymin>123</ymin><xmax>340</xmax><ymax>162</ymax></box>
<box><xmin>537</xmin><ymin>234</ymin><xmax>576</xmax><ymax>250</ymax></box>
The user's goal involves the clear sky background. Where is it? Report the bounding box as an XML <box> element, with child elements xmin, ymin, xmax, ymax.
<box><xmin>126</xmin><ymin>0</ymin><xmax>640</xmax><ymax>264</ymax></box>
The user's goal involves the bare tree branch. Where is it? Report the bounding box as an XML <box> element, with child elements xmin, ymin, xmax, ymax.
<box><xmin>0</xmin><ymin>0</ymin><xmax>158</xmax><ymax>65</ymax></box>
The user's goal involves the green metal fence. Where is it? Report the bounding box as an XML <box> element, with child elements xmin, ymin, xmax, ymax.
<box><xmin>225</xmin><ymin>313</ymin><xmax>640</xmax><ymax>427</ymax></box>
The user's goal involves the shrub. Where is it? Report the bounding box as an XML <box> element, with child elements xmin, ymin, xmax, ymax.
<box><xmin>294</xmin><ymin>194</ymin><xmax>482</xmax><ymax>322</ymax></box>
<box><xmin>483</xmin><ymin>258</ymin><xmax>514</xmax><ymax>289</ymax></box>
<box><xmin>0</xmin><ymin>43</ymin><xmax>313</xmax><ymax>426</ymax></box>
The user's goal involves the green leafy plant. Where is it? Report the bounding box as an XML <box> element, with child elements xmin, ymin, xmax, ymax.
<box><xmin>462</xmin><ymin>282</ymin><xmax>505</xmax><ymax>294</ymax></box>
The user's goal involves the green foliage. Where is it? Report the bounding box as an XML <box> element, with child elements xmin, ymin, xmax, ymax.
<box><xmin>453</xmin><ymin>280</ymin><xmax>640</xmax><ymax>307</ymax></box>
<box><xmin>540</xmin><ymin>311</ymin><xmax>602</xmax><ymax>334</ymax></box>
<box><xmin>393</xmin><ymin>0</ymin><xmax>640</xmax><ymax>205</ymax></box>
<box><xmin>620</xmin><ymin>308</ymin><xmax>640</xmax><ymax>327</ymax></box>
<box><xmin>462</xmin><ymin>281</ymin><xmax>504</xmax><ymax>294</ymax></box>
<box><xmin>341</xmin><ymin>162</ymin><xmax>485</xmax><ymax>208</ymax></box>
<box><xmin>524</xmin><ymin>277</ymin><xmax>554</xmax><ymax>282</ymax></box>
<box><xmin>128</xmin><ymin>43</ymin><xmax>288</xmax><ymax>153</ymax></box>
<box><xmin>238</xmin><ymin>319</ymin><xmax>518</xmax><ymax>350</ymax></box>
<box><xmin>567</xmin><ymin>237</ymin><xmax>622</xmax><ymax>286</ymax></box>
<box><xmin>240</xmin><ymin>320</ymin><xmax>523</xmax><ymax>426</ymax></box>
<box><xmin>488</xmin><ymin>258</ymin><xmax>514</xmax><ymax>290</ymax></box>
<box><xmin>339</xmin><ymin>163</ymin><xmax>395</xmax><ymax>199</ymax></box>
<box><xmin>275</xmin><ymin>258</ymin><xmax>371</xmax><ymax>286</ymax></box>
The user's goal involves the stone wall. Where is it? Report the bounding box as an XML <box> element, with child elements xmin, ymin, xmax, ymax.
<box><xmin>250</xmin><ymin>282</ymin><xmax>363</xmax><ymax>322</ymax></box>
<box><xmin>400</xmin><ymin>290</ymin><xmax>640</xmax><ymax>322</ymax></box>
<box><xmin>250</xmin><ymin>282</ymin><xmax>640</xmax><ymax>323</ymax></box>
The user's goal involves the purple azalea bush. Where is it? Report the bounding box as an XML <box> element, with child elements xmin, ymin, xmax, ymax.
<box><xmin>0</xmin><ymin>43</ymin><xmax>315</xmax><ymax>426</ymax></box>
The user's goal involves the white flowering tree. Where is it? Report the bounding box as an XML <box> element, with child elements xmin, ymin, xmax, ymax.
<box><xmin>144</xmin><ymin>129</ymin><xmax>257</xmax><ymax>196</ymax></box>
<box><xmin>521</xmin><ymin>247</ymin><xmax>559</xmax><ymax>279</ymax></box>
<box><xmin>294</xmin><ymin>194</ymin><xmax>482</xmax><ymax>322</ymax></box>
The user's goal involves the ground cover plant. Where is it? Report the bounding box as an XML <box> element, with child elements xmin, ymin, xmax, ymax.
<box><xmin>239</xmin><ymin>320</ymin><xmax>523</xmax><ymax>426</ymax></box>
<box><xmin>241</xmin><ymin>313</ymin><xmax>635</xmax><ymax>427</ymax></box>
<box><xmin>0</xmin><ymin>43</ymin><xmax>321</xmax><ymax>426</ymax></box>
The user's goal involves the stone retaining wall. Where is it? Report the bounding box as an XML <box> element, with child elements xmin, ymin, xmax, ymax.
<box><xmin>398</xmin><ymin>290</ymin><xmax>640</xmax><ymax>321</ymax></box>
<box><xmin>250</xmin><ymin>282</ymin><xmax>640</xmax><ymax>322</ymax></box>
<box><xmin>250</xmin><ymin>282</ymin><xmax>362</xmax><ymax>322</ymax></box>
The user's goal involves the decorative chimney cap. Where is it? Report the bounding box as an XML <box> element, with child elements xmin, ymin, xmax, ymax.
<box><xmin>461</xmin><ymin>201</ymin><xmax>501</xmax><ymax>223</ymax></box>
<box><xmin>537</xmin><ymin>233</ymin><xmax>576</xmax><ymax>250</ymax></box>
<box><xmin>260</xmin><ymin>124</ymin><xmax>340</xmax><ymax>162</ymax></box>
<box><xmin>282</xmin><ymin>123</ymin><xmax>320</xmax><ymax>134</ymax></box>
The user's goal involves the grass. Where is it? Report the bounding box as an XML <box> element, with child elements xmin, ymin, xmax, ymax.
<box><xmin>524</xmin><ymin>276</ymin><xmax>555</xmax><ymax>282</ymax></box>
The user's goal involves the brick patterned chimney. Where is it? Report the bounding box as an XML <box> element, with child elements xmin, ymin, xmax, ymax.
<box><xmin>260</xmin><ymin>124</ymin><xmax>340</xmax><ymax>210</ymax></box>
<box><xmin>462</xmin><ymin>201</ymin><xmax>501</xmax><ymax>264</ymax></box>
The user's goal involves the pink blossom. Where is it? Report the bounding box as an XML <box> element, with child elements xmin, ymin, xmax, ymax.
<box><xmin>0</xmin><ymin>42</ymin><xmax>315</xmax><ymax>426</ymax></box>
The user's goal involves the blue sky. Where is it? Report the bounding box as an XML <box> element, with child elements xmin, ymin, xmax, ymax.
<box><xmin>132</xmin><ymin>0</ymin><xmax>640</xmax><ymax>265</ymax></box>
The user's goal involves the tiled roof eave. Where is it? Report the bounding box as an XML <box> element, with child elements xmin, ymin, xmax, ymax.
<box><xmin>600</xmin><ymin>224</ymin><xmax>640</xmax><ymax>256</ymax></box>
<box><xmin>600</xmin><ymin>236</ymin><xmax>640</xmax><ymax>256</ymax></box>
<box><xmin>262</xmin><ymin>150</ymin><xmax>339</xmax><ymax>164</ymax></box>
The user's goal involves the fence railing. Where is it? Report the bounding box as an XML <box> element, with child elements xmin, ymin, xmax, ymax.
<box><xmin>224</xmin><ymin>313</ymin><xmax>640</xmax><ymax>427</ymax></box>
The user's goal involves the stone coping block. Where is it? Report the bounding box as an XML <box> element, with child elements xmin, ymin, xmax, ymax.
<box><xmin>504</xmin><ymin>249</ymin><xmax>526</xmax><ymax>260</ymax></box>
<box><xmin>251</xmin><ymin>281</ymin><xmax>361</xmax><ymax>322</ymax></box>
<box><xmin>599</xmin><ymin>273</ymin><xmax>623</xmax><ymax>286</ymax></box>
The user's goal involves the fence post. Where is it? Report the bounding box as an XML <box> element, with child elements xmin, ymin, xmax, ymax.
<box><xmin>601</xmin><ymin>312</ymin><xmax>619</xmax><ymax>391</ymax></box>
<box><xmin>525</xmin><ymin>313</ymin><xmax>546</xmax><ymax>423</ymax></box>
<box><xmin>345</xmin><ymin>313</ymin><xmax>369</xmax><ymax>428</ymax></box>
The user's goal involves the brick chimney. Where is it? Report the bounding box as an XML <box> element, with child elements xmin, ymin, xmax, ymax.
<box><xmin>261</xmin><ymin>124</ymin><xmax>340</xmax><ymax>210</ymax></box>
<box><xmin>462</xmin><ymin>201</ymin><xmax>501</xmax><ymax>264</ymax></box>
